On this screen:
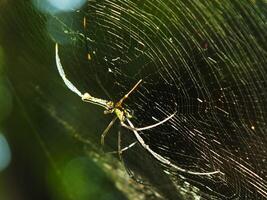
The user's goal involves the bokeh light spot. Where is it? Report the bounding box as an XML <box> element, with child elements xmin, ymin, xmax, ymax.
<box><xmin>32</xmin><ymin>0</ymin><xmax>86</xmax><ymax>14</ymax></box>
<box><xmin>47</xmin><ymin>0</ymin><xmax>86</xmax><ymax>12</ymax></box>
<box><xmin>0</xmin><ymin>134</ymin><xmax>11</xmax><ymax>172</ymax></box>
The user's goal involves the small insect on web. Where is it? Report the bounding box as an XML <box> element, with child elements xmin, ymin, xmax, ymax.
<box><xmin>55</xmin><ymin>43</ymin><xmax>221</xmax><ymax>176</ymax></box>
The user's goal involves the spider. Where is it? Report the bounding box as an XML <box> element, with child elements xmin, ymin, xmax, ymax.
<box><xmin>55</xmin><ymin>43</ymin><xmax>221</xmax><ymax>176</ymax></box>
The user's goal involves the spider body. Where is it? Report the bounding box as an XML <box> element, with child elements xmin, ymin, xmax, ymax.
<box><xmin>113</xmin><ymin>106</ymin><xmax>132</xmax><ymax>121</ymax></box>
<box><xmin>82</xmin><ymin>92</ymin><xmax>133</xmax><ymax>122</ymax></box>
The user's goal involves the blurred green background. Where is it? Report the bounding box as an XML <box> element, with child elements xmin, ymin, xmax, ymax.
<box><xmin>0</xmin><ymin>1</ymin><xmax>131</xmax><ymax>200</ymax></box>
<box><xmin>1</xmin><ymin>0</ymin><xmax>267</xmax><ymax>200</ymax></box>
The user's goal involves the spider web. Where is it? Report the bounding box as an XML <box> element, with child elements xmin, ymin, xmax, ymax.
<box><xmin>4</xmin><ymin>0</ymin><xmax>266</xmax><ymax>199</ymax></box>
<box><xmin>51</xmin><ymin>0</ymin><xmax>267</xmax><ymax>199</ymax></box>
<box><xmin>49</xmin><ymin>0</ymin><xmax>267</xmax><ymax>199</ymax></box>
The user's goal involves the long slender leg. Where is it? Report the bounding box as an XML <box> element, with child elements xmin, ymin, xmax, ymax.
<box><xmin>106</xmin><ymin>142</ymin><xmax>137</xmax><ymax>154</ymax></box>
<box><xmin>120</xmin><ymin>142</ymin><xmax>137</xmax><ymax>153</ymax></box>
<box><xmin>118</xmin><ymin>128</ymin><xmax>138</xmax><ymax>155</ymax></box>
<box><xmin>55</xmin><ymin>43</ymin><xmax>82</xmax><ymax>97</ymax></box>
<box><xmin>117</xmin><ymin>128</ymin><xmax>123</xmax><ymax>160</ymax></box>
<box><xmin>121</xmin><ymin>111</ymin><xmax>177</xmax><ymax>132</ymax></box>
<box><xmin>101</xmin><ymin>117</ymin><xmax>117</xmax><ymax>145</ymax></box>
<box><xmin>116</xmin><ymin>79</ymin><xmax>142</xmax><ymax>107</ymax></box>
<box><xmin>117</xmin><ymin>128</ymin><xmax>146</xmax><ymax>184</ymax></box>
<box><xmin>125</xmin><ymin>118</ymin><xmax>222</xmax><ymax>176</ymax></box>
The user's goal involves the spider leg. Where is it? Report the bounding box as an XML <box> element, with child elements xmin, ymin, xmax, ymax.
<box><xmin>120</xmin><ymin>142</ymin><xmax>137</xmax><ymax>153</ymax></box>
<box><xmin>118</xmin><ymin>125</ymin><xmax>137</xmax><ymax>157</ymax></box>
<box><xmin>116</xmin><ymin>79</ymin><xmax>142</xmax><ymax>107</ymax></box>
<box><xmin>55</xmin><ymin>43</ymin><xmax>83</xmax><ymax>97</ymax></box>
<box><xmin>118</xmin><ymin>127</ymin><xmax>137</xmax><ymax>156</ymax></box>
<box><xmin>105</xmin><ymin>142</ymin><xmax>137</xmax><ymax>155</ymax></box>
<box><xmin>126</xmin><ymin>118</ymin><xmax>222</xmax><ymax>176</ymax></box>
<box><xmin>117</xmin><ymin>129</ymin><xmax>147</xmax><ymax>184</ymax></box>
<box><xmin>118</xmin><ymin>126</ymin><xmax>122</xmax><ymax>160</ymax></box>
<box><xmin>121</xmin><ymin>111</ymin><xmax>177</xmax><ymax>132</ymax></box>
<box><xmin>101</xmin><ymin>117</ymin><xmax>117</xmax><ymax>146</ymax></box>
